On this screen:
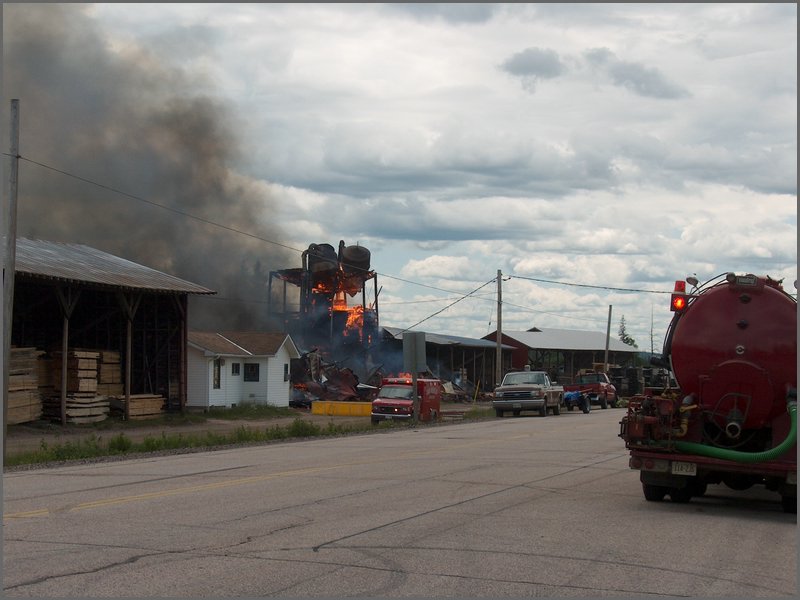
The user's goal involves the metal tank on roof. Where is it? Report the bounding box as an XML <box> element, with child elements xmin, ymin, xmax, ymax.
<box><xmin>267</xmin><ymin>240</ymin><xmax>380</xmax><ymax>367</ymax></box>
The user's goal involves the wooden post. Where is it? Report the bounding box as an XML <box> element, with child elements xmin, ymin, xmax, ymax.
<box><xmin>117</xmin><ymin>292</ymin><xmax>142</xmax><ymax>420</ymax></box>
<box><xmin>172</xmin><ymin>294</ymin><xmax>187</xmax><ymax>412</ymax></box>
<box><xmin>55</xmin><ymin>286</ymin><xmax>80</xmax><ymax>426</ymax></box>
<box><xmin>60</xmin><ymin>318</ymin><xmax>68</xmax><ymax>425</ymax></box>
<box><xmin>604</xmin><ymin>305</ymin><xmax>612</xmax><ymax>372</ymax></box>
<box><xmin>495</xmin><ymin>269</ymin><xmax>502</xmax><ymax>388</ymax></box>
<box><xmin>126</xmin><ymin>318</ymin><xmax>132</xmax><ymax>420</ymax></box>
<box><xmin>373</xmin><ymin>275</ymin><xmax>379</xmax><ymax>329</ymax></box>
<box><xmin>3</xmin><ymin>99</ymin><xmax>20</xmax><ymax>458</ymax></box>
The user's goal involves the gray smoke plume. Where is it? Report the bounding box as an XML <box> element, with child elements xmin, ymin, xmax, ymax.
<box><xmin>3</xmin><ymin>4</ymin><xmax>297</xmax><ymax>329</ymax></box>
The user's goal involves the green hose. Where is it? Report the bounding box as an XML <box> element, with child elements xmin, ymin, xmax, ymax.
<box><xmin>671</xmin><ymin>402</ymin><xmax>797</xmax><ymax>464</ymax></box>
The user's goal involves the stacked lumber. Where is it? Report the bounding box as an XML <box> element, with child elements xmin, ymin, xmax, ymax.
<box><xmin>38</xmin><ymin>355</ymin><xmax>55</xmax><ymax>398</ymax></box>
<box><xmin>110</xmin><ymin>394</ymin><xmax>165</xmax><ymax>420</ymax></box>
<box><xmin>42</xmin><ymin>394</ymin><xmax>111</xmax><ymax>424</ymax></box>
<box><xmin>44</xmin><ymin>350</ymin><xmax>109</xmax><ymax>423</ymax></box>
<box><xmin>7</xmin><ymin>347</ymin><xmax>44</xmax><ymax>424</ymax></box>
<box><xmin>52</xmin><ymin>349</ymin><xmax>100</xmax><ymax>394</ymax></box>
<box><xmin>97</xmin><ymin>350</ymin><xmax>123</xmax><ymax>396</ymax></box>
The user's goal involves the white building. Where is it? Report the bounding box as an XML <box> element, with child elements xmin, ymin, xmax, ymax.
<box><xmin>187</xmin><ymin>331</ymin><xmax>300</xmax><ymax>409</ymax></box>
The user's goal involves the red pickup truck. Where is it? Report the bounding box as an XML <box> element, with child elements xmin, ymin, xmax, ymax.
<box><xmin>563</xmin><ymin>371</ymin><xmax>618</xmax><ymax>409</ymax></box>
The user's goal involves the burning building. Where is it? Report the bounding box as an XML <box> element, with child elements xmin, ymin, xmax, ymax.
<box><xmin>268</xmin><ymin>241</ymin><xmax>380</xmax><ymax>384</ymax></box>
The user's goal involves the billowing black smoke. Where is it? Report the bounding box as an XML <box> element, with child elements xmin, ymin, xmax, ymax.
<box><xmin>2</xmin><ymin>4</ymin><xmax>296</xmax><ymax>329</ymax></box>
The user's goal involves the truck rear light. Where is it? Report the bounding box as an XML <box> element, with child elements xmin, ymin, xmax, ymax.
<box><xmin>671</xmin><ymin>294</ymin><xmax>687</xmax><ymax>312</ymax></box>
<box><xmin>644</xmin><ymin>459</ymin><xmax>669</xmax><ymax>472</ymax></box>
<box><xmin>670</xmin><ymin>280</ymin><xmax>687</xmax><ymax>312</ymax></box>
<box><xmin>631</xmin><ymin>457</ymin><xmax>669</xmax><ymax>472</ymax></box>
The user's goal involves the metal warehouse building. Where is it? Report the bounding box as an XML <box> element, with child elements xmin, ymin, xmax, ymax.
<box><xmin>8</xmin><ymin>238</ymin><xmax>215</xmax><ymax>422</ymax></box>
<box><xmin>381</xmin><ymin>326</ymin><xmax>517</xmax><ymax>392</ymax></box>
<box><xmin>484</xmin><ymin>327</ymin><xmax>639</xmax><ymax>385</ymax></box>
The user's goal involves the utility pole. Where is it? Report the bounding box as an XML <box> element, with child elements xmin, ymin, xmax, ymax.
<box><xmin>604</xmin><ymin>304</ymin><xmax>612</xmax><ymax>372</ymax></box>
<box><xmin>3</xmin><ymin>99</ymin><xmax>20</xmax><ymax>461</ymax></box>
<box><xmin>495</xmin><ymin>269</ymin><xmax>502</xmax><ymax>388</ymax></box>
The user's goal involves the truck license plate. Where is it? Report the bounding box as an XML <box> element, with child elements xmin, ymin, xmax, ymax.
<box><xmin>513</xmin><ymin>403</ymin><xmax>521</xmax><ymax>409</ymax></box>
<box><xmin>671</xmin><ymin>461</ymin><xmax>697</xmax><ymax>476</ymax></box>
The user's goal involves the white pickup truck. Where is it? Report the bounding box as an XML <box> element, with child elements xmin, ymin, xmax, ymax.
<box><xmin>492</xmin><ymin>369</ymin><xmax>564</xmax><ymax>417</ymax></box>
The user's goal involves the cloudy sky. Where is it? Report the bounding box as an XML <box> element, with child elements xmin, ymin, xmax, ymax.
<box><xmin>3</xmin><ymin>3</ymin><xmax>797</xmax><ymax>352</ymax></box>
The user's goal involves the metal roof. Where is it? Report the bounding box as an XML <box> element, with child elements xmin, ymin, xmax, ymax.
<box><xmin>188</xmin><ymin>331</ymin><xmax>299</xmax><ymax>358</ymax></box>
<box><xmin>12</xmin><ymin>237</ymin><xmax>216</xmax><ymax>295</ymax></box>
<box><xmin>493</xmin><ymin>328</ymin><xmax>637</xmax><ymax>353</ymax></box>
<box><xmin>382</xmin><ymin>326</ymin><xmax>516</xmax><ymax>350</ymax></box>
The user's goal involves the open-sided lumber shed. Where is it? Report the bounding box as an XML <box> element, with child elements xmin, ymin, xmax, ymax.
<box><xmin>9</xmin><ymin>238</ymin><xmax>215</xmax><ymax>423</ymax></box>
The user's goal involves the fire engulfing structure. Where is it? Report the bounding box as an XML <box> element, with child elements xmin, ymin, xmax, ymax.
<box><xmin>268</xmin><ymin>241</ymin><xmax>381</xmax><ymax>391</ymax></box>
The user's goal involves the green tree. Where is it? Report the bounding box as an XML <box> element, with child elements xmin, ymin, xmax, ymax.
<box><xmin>618</xmin><ymin>315</ymin><xmax>638</xmax><ymax>348</ymax></box>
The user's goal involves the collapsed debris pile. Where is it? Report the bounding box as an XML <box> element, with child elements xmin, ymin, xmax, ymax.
<box><xmin>290</xmin><ymin>349</ymin><xmax>375</xmax><ymax>405</ymax></box>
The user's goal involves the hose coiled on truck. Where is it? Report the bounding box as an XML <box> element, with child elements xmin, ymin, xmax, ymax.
<box><xmin>671</xmin><ymin>400</ymin><xmax>797</xmax><ymax>464</ymax></box>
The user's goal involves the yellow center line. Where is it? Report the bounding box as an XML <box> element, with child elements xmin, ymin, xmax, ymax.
<box><xmin>4</xmin><ymin>465</ymin><xmax>341</xmax><ymax>519</ymax></box>
<box><xmin>4</xmin><ymin>431</ymin><xmax>531</xmax><ymax>519</ymax></box>
<box><xmin>72</xmin><ymin>465</ymin><xmax>340</xmax><ymax>511</ymax></box>
<box><xmin>4</xmin><ymin>509</ymin><xmax>51</xmax><ymax>519</ymax></box>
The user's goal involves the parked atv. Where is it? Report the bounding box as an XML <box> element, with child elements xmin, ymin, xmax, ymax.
<box><xmin>563</xmin><ymin>390</ymin><xmax>591</xmax><ymax>413</ymax></box>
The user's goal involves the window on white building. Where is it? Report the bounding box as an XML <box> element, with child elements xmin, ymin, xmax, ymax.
<box><xmin>213</xmin><ymin>359</ymin><xmax>221</xmax><ymax>389</ymax></box>
<box><xmin>244</xmin><ymin>363</ymin><xmax>259</xmax><ymax>382</ymax></box>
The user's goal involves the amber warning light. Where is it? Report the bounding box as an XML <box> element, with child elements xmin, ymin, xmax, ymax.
<box><xmin>670</xmin><ymin>280</ymin><xmax>687</xmax><ymax>312</ymax></box>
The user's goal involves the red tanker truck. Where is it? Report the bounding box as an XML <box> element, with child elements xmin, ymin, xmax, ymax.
<box><xmin>619</xmin><ymin>272</ymin><xmax>797</xmax><ymax>512</ymax></box>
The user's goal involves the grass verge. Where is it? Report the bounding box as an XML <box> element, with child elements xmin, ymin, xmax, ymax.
<box><xmin>4</xmin><ymin>418</ymin><xmax>376</xmax><ymax>467</ymax></box>
<box><xmin>5</xmin><ymin>404</ymin><xmax>496</xmax><ymax>468</ymax></box>
<box><xmin>462</xmin><ymin>406</ymin><xmax>495</xmax><ymax>419</ymax></box>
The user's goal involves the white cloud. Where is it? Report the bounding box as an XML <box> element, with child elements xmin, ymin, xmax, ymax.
<box><xmin>400</xmin><ymin>255</ymin><xmax>475</xmax><ymax>281</ymax></box>
<box><xmin>7</xmin><ymin>2</ymin><xmax>796</xmax><ymax>351</ymax></box>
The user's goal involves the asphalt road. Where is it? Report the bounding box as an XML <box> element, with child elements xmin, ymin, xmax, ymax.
<box><xmin>3</xmin><ymin>408</ymin><xmax>796</xmax><ymax>597</ymax></box>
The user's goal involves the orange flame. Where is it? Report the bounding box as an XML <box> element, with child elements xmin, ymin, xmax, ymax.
<box><xmin>332</xmin><ymin>291</ymin><xmax>348</xmax><ymax>311</ymax></box>
<box><xmin>313</xmin><ymin>281</ymin><xmax>335</xmax><ymax>294</ymax></box>
<box><xmin>345</xmin><ymin>305</ymin><xmax>365</xmax><ymax>330</ymax></box>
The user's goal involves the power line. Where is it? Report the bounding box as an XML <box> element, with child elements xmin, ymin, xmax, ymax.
<box><xmin>500</xmin><ymin>299</ymin><xmax>605</xmax><ymax>323</ymax></box>
<box><xmin>13</xmin><ymin>153</ymin><xmax>531</xmax><ymax>329</ymax></box>
<box><xmin>13</xmin><ymin>154</ymin><xmax>304</xmax><ymax>255</ymax></box>
<box><xmin>380</xmin><ymin>291</ymin><xmax>496</xmax><ymax>305</ymax></box>
<box><xmin>9</xmin><ymin>153</ymin><xmax>488</xmax><ymax>300</ymax></box>
<box><xmin>511</xmin><ymin>274</ymin><xmax>672</xmax><ymax>295</ymax></box>
<box><xmin>16</xmin><ymin>153</ymin><xmax>792</xmax><ymax>334</ymax></box>
<box><xmin>10</xmin><ymin>153</ymin><xmax>684</xmax><ymax>331</ymax></box>
<box><xmin>396</xmin><ymin>278</ymin><xmax>497</xmax><ymax>334</ymax></box>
